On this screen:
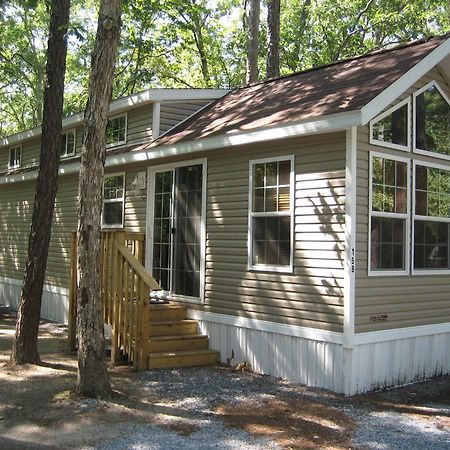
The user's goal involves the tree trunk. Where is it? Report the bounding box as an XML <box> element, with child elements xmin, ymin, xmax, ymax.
<box><xmin>266</xmin><ymin>0</ymin><xmax>280</xmax><ymax>79</ymax></box>
<box><xmin>76</xmin><ymin>0</ymin><xmax>122</xmax><ymax>398</ymax></box>
<box><xmin>246</xmin><ymin>0</ymin><xmax>260</xmax><ymax>83</ymax></box>
<box><xmin>10</xmin><ymin>0</ymin><xmax>70</xmax><ymax>365</ymax></box>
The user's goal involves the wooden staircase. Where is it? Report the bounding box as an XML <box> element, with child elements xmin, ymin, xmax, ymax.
<box><xmin>68</xmin><ymin>231</ymin><xmax>219</xmax><ymax>371</ymax></box>
<box><xmin>146</xmin><ymin>303</ymin><xmax>218</xmax><ymax>369</ymax></box>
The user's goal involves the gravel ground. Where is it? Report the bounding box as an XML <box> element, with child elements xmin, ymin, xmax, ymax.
<box><xmin>0</xmin><ymin>310</ymin><xmax>449</xmax><ymax>449</ymax></box>
<box><xmin>83</xmin><ymin>367</ymin><xmax>450</xmax><ymax>450</ymax></box>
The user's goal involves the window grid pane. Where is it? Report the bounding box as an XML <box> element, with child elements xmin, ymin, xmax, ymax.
<box><xmin>415</xmin><ymin>165</ymin><xmax>450</xmax><ymax>219</ymax></box>
<box><xmin>251</xmin><ymin>158</ymin><xmax>292</xmax><ymax>269</ymax></box>
<box><xmin>103</xmin><ymin>175</ymin><xmax>124</xmax><ymax>227</ymax></box>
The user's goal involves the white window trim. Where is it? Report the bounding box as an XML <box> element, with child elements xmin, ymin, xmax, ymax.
<box><xmin>412</xmin><ymin>159</ymin><xmax>450</xmax><ymax>275</ymax></box>
<box><xmin>413</xmin><ymin>80</ymin><xmax>450</xmax><ymax>162</ymax></box>
<box><xmin>106</xmin><ymin>113</ymin><xmax>128</xmax><ymax>148</ymax></box>
<box><xmin>102</xmin><ymin>172</ymin><xmax>125</xmax><ymax>229</ymax></box>
<box><xmin>61</xmin><ymin>130</ymin><xmax>76</xmax><ymax>158</ymax></box>
<box><xmin>248</xmin><ymin>155</ymin><xmax>295</xmax><ymax>273</ymax></box>
<box><xmin>368</xmin><ymin>151</ymin><xmax>411</xmax><ymax>276</ymax></box>
<box><xmin>145</xmin><ymin>158</ymin><xmax>207</xmax><ymax>304</ymax></box>
<box><xmin>8</xmin><ymin>145</ymin><xmax>22</xmax><ymax>169</ymax></box>
<box><xmin>369</xmin><ymin>97</ymin><xmax>411</xmax><ymax>152</ymax></box>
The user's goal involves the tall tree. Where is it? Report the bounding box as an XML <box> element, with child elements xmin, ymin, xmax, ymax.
<box><xmin>76</xmin><ymin>0</ymin><xmax>122</xmax><ymax>398</ymax></box>
<box><xmin>246</xmin><ymin>0</ymin><xmax>260</xmax><ymax>83</ymax></box>
<box><xmin>10</xmin><ymin>0</ymin><xmax>70</xmax><ymax>365</ymax></box>
<box><xmin>266</xmin><ymin>0</ymin><xmax>280</xmax><ymax>78</ymax></box>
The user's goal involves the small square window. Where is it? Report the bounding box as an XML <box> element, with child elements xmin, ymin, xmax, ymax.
<box><xmin>9</xmin><ymin>146</ymin><xmax>22</xmax><ymax>169</ymax></box>
<box><xmin>102</xmin><ymin>174</ymin><xmax>125</xmax><ymax>227</ymax></box>
<box><xmin>61</xmin><ymin>131</ymin><xmax>76</xmax><ymax>158</ymax></box>
<box><xmin>106</xmin><ymin>115</ymin><xmax>127</xmax><ymax>147</ymax></box>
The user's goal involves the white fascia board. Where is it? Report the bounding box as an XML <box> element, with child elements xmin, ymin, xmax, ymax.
<box><xmin>0</xmin><ymin>89</ymin><xmax>228</xmax><ymax>148</ymax></box>
<box><xmin>0</xmin><ymin>110</ymin><xmax>361</xmax><ymax>185</ymax></box>
<box><xmin>361</xmin><ymin>37</ymin><xmax>450</xmax><ymax>124</ymax></box>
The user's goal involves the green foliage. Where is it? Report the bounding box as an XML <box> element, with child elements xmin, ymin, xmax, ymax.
<box><xmin>1</xmin><ymin>0</ymin><xmax>450</xmax><ymax>138</ymax></box>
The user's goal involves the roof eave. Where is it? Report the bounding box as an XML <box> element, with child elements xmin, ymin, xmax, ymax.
<box><xmin>106</xmin><ymin>109</ymin><xmax>362</xmax><ymax>167</ymax></box>
<box><xmin>0</xmin><ymin>88</ymin><xmax>228</xmax><ymax>148</ymax></box>
<box><xmin>0</xmin><ymin>109</ymin><xmax>362</xmax><ymax>185</ymax></box>
<box><xmin>361</xmin><ymin>36</ymin><xmax>450</xmax><ymax>124</ymax></box>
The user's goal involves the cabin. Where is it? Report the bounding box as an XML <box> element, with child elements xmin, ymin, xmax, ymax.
<box><xmin>1</xmin><ymin>35</ymin><xmax>449</xmax><ymax>395</ymax></box>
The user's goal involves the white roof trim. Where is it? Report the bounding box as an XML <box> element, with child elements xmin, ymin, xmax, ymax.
<box><xmin>361</xmin><ymin>37</ymin><xmax>450</xmax><ymax>124</ymax></box>
<box><xmin>0</xmin><ymin>110</ymin><xmax>361</xmax><ymax>185</ymax></box>
<box><xmin>0</xmin><ymin>88</ymin><xmax>228</xmax><ymax>148</ymax></box>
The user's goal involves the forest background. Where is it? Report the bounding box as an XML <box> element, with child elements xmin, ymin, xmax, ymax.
<box><xmin>1</xmin><ymin>0</ymin><xmax>449</xmax><ymax>139</ymax></box>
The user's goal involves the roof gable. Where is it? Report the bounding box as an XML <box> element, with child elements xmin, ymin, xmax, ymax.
<box><xmin>154</xmin><ymin>35</ymin><xmax>450</xmax><ymax>148</ymax></box>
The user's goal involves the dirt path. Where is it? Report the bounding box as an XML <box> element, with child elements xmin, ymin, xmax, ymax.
<box><xmin>0</xmin><ymin>308</ymin><xmax>449</xmax><ymax>449</ymax></box>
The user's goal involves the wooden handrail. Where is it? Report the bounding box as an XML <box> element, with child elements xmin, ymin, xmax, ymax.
<box><xmin>115</xmin><ymin>243</ymin><xmax>160</xmax><ymax>290</ymax></box>
<box><xmin>68</xmin><ymin>230</ymin><xmax>161</xmax><ymax>370</ymax></box>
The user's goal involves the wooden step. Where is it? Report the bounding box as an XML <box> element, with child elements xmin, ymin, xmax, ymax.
<box><xmin>149</xmin><ymin>320</ymin><xmax>197</xmax><ymax>337</ymax></box>
<box><xmin>148</xmin><ymin>334</ymin><xmax>209</xmax><ymax>352</ymax></box>
<box><xmin>148</xmin><ymin>349</ymin><xmax>219</xmax><ymax>369</ymax></box>
<box><xmin>149</xmin><ymin>304</ymin><xmax>187</xmax><ymax>322</ymax></box>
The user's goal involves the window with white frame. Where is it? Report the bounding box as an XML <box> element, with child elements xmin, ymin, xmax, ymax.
<box><xmin>370</xmin><ymin>98</ymin><xmax>410</xmax><ymax>151</ymax></box>
<box><xmin>414</xmin><ymin>82</ymin><xmax>450</xmax><ymax>158</ymax></box>
<box><xmin>249</xmin><ymin>156</ymin><xmax>293</xmax><ymax>271</ymax></box>
<box><xmin>60</xmin><ymin>131</ymin><xmax>76</xmax><ymax>158</ymax></box>
<box><xmin>102</xmin><ymin>174</ymin><xmax>125</xmax><ymax>227</ymax></box>
<box><xmin>369</xmin><ymin>154</ymin><xmax>409</xmax><ymax>273</ymax></box>
<box><xmin>106</xmin><ymin>114</ymin><xmax>127</xmax><ymax>146</ymax></box>
<box><xmin>413</xmin><ymin>163</ymin><xmax>450</xmax><ymax>271</ymax></box>
<box><xmin>8</xmin><ymin>146</ymin><xmax>22</xmax><ymax>169</ymax></box>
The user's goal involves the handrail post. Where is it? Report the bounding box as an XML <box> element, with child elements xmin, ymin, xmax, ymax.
<box><xmin>68</xmin><ymin>231</ymin><xmax>77</xmax><ymax>351</ymax></box>
<box><xmin>138</xmin><ymin>283</ymin><xmax>150</xmax><ymax>370</ymax></box>
<box><xmin>111</xmin><ymin>232</ymin><xmax>125</xmax><ymax>363</ymax></box>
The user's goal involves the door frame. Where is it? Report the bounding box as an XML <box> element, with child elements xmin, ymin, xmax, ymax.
<box><xmin>145</xmin><ymin>157</ymin><xmax>207</xmax><ymax>304</ymax></box>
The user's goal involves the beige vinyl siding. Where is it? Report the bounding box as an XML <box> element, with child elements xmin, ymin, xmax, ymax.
<box><xmin>125</xmin><ymin>105</ymin><xmax>153</xmax><ymax>145</ymax></box>
<box><xmin>355</xmin><ymin>67</ymin><xmax>450</xmax><ymax>333</ymax></box>
<box><xmin>159</xmin><ymin>101</ymin><xmax>211</xmax><ymax>134</ymax></box>
<box><xmin>200</xmin><ymin>134</ymin><xmax>346</xmax><ymax>332</ymax></box>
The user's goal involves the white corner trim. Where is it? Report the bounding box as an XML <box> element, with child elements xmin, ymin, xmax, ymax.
<box><xmin>187</xmin><ymin>309</ymin><xmax>344</xmax><ymax>344</ymax></box>
<box><xmin>152</xmin><ymin>102</ymin><xmax>161</xmax><ymax>139</ymax></box>
<box><xmin>343</xmin><ymin>127</ymin><xmax>357</xmax><ymax>348</ymax></box>
<box><xmin>0</xmin><ymin>89</ymin><xmax>228</xmax><ymax>148</ymax></box>
<box><xmin>361</xmin><ymin>37</ymin><xmax>450</xmax><ymax>124</ymax></box>
<box><xmin>0</xmin><ymin>276</ymin><xmax>69</xmax><ymax>296</ymax></box>
<box><xmin>354</xmin><ymin>322</ymin><xmax>450</xmax><ymax>345</ymax></box>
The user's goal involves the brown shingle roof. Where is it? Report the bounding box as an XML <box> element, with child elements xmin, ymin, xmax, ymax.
<box><xmin>152</xmin><ymin>35</ymin><xmax>448</xmax><ymax>147</ymax></box>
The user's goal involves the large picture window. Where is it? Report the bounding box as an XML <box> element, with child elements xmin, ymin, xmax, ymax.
<box><xmin>414</xmin><ymin>82</ymin><xmax>450</xmax><ymax>159</ymax></box>
<box><xmin>369</xmin><ymin>154</ymin><xmax>409</xmax><ymax>273</ymax></box>
<box><xmin>249</xmin><ymin>156</ymin><xmax>294</xmax><ymax>272</ymax></box>
<box><xmin>102</xmin><ymin>173</ymin><xmax>125</xmax><ymax>228</ymax></box>
<box><xmin>370</xmin><ymin>98</ymin><xmax>410</xmax><ymax>151</ymax></box>
<box><xmin>413</xmin><ymin>163</ymin><xmax>450</xmax><ymax>272</ymax></box>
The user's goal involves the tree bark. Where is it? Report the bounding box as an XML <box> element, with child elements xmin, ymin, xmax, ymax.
<box><xmin>246</xmin><ymin>0</ymin><xmax>260</xmax><ymax>84</ymax></box>
<box><xmin>10</xmin><ymin>0</ymin><xmax>70</xmax><ymax>365</ymax></box>
<box><xmin>266</xmin><ymin>0</ymin><xmax>280</xmax><ymax>79</ymax></box>
<box><xmin>76</xmin><ymin>0</ymin><xmax>122</xmax><ymax>398</ymax></box>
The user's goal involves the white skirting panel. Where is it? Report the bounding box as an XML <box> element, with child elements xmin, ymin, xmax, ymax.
<box><xmin>189</xmin><ymin>309</ymin><xmax>450</xmax><ymax>395</ymax></box>
<box><xmin>192</xmin><ymin>314</ymin><xmax>345</xmax><ymax>393</ymax></box>
<box><xmin>0</xmin><ymin>277</ymin><xmax>69</xmax><ymax>324</ymax></box>
<box><xmin>348</xmin><ymin>331</ymin><xmax>450</xmax><ymax>395</ymax></box>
